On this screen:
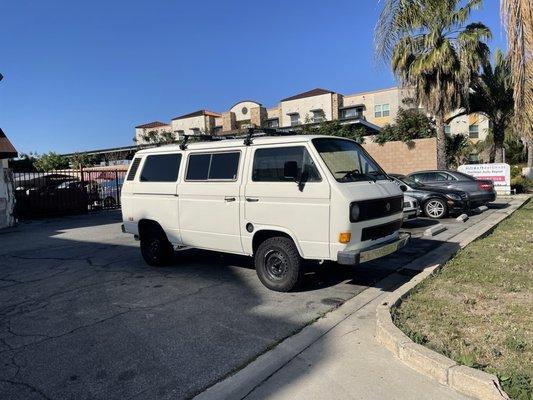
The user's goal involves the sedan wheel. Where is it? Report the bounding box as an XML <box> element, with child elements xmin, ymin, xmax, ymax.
<box><xmin>424</xmin><ymin>198</ymin><xmax>447</xmax><ymax>219</ymax></box>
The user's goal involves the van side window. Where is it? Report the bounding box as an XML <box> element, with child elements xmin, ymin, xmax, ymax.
<box><xmin>186</xmin><ymin>152</ymin><xmax>240</xmax><ymax>181</ymax></box>
<box><xmin>140</xmin><ymin>154</ymin><xmax>182</xmax><ymax>182</ymax></box>
<box><xmin>252</xmin><ymin>146</ymin><xmax>321</xmax><ymax>182</ymax></box>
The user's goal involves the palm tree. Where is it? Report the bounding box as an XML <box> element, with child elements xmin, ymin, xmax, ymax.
<box><xmin>375</xmin><ymin>0</ymin><xmax>491</xmax><ymax>169</ymax></box>
<box><xmin>500</xmin><ymin>0</ymin><xmax>533</xmax><ymax>168</ymax></box>
<box><xmin>456</xmin><ymin>49</ymin><xmax>514</xmax><ymax>163</ymax></box>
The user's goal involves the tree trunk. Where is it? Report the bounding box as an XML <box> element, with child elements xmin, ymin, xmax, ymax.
<box><xmin>526</xmin><ymin>137</ymin><xmax>533</xmax><ymax>168</ymax></box>
<box><xmin>435</xmin><ymin>114</ymin><xmax>447</xmax><ymax>169</ymax></box>
<box><xmin>493</xmin><ymin>125</ymin><xmax>505</xmax><ymax>163</ymax></box>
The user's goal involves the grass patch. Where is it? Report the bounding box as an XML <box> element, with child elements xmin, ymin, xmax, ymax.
<box><xmin>393</xmin><ymin>199</ymin><xmax>533</xmax><ymax>400</ymax></box>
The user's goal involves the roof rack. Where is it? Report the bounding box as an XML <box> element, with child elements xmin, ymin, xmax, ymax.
<box><xmin>243</xmin><ymin>128</ymin><xmax>298</xmax><ymax>146</ymax></box>
<box><xmin>177</xmin><ymin>128</ymin><xmax>299</xmax><ymax>149</ymax></box>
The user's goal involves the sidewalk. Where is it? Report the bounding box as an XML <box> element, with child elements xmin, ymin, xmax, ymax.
<box><xmin>196</xmin><ymin>196</ymin><xmax>529</xmax><ymax>400</ymax></box>
<box><xmin>244</xmin><ymin>282</ymin><xmax>469</xmax><ymax>400</ymax></box>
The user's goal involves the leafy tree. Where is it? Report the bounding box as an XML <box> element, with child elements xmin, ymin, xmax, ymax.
<box><xmin>34</xmin><ymin>152</ymin><xmax>69</xmax><ymax>172</ymax></box>
<box><xmin>9</xmin><ymin>152</ymin><xmax>39</xmax><ymax>172</ymax></box>
<box><xmin>141</xmin><ymin>129</ymin><xmax>177</xmax><ymax>145</ymax></box>
<box><xmin>68</xmin><ymin>152</ymin><xmax>96</xmax><ymax>170</ymax></box>
<box><xmin>374</xmin><ymin>107</ymin><xmax>436</xmax><ymax>145</ymax></box>
<box><xmin>299</xmin><ymin>119</ymin><xmax>366</xmax><ymax>143</ymax></box>
<box><xmin>455</xmin><ymin>49</ymin><xmax>514</xmax><ymax>163</ymax></box>
<box><xmin>375</xmin><ymin>0</ymin><xmax>491</xmax><ymax>168</ymax></box>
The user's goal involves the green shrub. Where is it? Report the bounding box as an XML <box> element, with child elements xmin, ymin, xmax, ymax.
<box><xmin>511</xmin><ymin>176</ymin><xmax>533</xmax><ymax>193</ymax></box>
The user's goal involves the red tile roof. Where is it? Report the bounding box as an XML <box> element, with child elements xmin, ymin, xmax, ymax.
<box><xmin>172</xmin><ymin>109</ymin><xmax>222</xmax><ymax>120</ymax></box>
<box><xmin>135</xmin><ymin>121</ymin><xmax>169</xmax><ymax>129</ymax></box>
<box><xmin>0</xmin><ymin>128</ymin><xmax>17</xmax><ymax>159</ymax></box>
<box><xmin>280</xmin><ymin>88</ymin><xmax>334</xmax><ymax>102</ymax></box>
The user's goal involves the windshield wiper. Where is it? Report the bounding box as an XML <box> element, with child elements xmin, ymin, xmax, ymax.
<box><xmin>336</xmin><ymin>170</ymin><xmax>376</xmax><ymax>182</ymax></box>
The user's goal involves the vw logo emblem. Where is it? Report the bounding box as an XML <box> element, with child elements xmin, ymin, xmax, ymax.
<box><xmin>385</xmin><ymin>202</ymin><xmax>391</xmax><ymax>211</ymax></box>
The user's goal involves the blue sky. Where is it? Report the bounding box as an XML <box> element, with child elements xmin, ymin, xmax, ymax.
<box><xmin>0</xmin><ymin>0</ymin><xmax>505</xmax><ymax>154</ymax></box>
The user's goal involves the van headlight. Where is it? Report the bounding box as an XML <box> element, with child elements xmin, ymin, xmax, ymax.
<box><xmin>350</xmin><ymin>203</ymin><xmax>360</xmax><ymax>222</ymax></box>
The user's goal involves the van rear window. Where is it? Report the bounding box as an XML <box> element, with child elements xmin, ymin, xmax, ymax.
<box><xmin>186</xmin><ymin>152</ymin><xmax>240</xmax><ymax>181</ymax></box>
<box><xmin>140</xmin><ymin>154</ymin><xmax>182</xmax><ymax>182</ymax></box>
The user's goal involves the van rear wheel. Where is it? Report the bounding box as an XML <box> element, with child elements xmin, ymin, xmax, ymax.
<box><xmin>140</xmin><ymin>225</ymin><xmax>174</xmax><ymax>266</ymax></box>
<box><xmin>255</xmin><ymin>237</ymin><xmax>302</xmax><ymax>292</ymax></box>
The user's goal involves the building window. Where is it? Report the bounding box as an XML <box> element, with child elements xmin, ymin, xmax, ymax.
<box><xmin>444</xmin><ymin>125</ymin><xmax>451</xmax><ymax>135</ymax></box>
<box><xmin>340</xmin><ymin>107</ymin><xmax>363</xmax><ymax>119</ymax></box>
<box><xmin>213</xmin><ymin>126</ymin><xmax>222</xmax><ymax>134</ymax></box>
<box><xmin>289</xmin><ymin>113</ymin><xmax>300</xmax><ymax>126</ymax></box>
<box><xmin>374</xmin><ymin>104</ymin><xmax>390</xmax><ymax>118</ymax></box>
<box><xmin>468</xmin><ymin>124</ymin><xmax>479</xmax><ymax>139</ymax></box>
<box><xmin>266</xmin><ymin>118</ymin><xmax>279</xmax><ymax>128</ymax></box>
<box><xmin>191</xmin><ymin>128</ymin><xmax>201</xmax><ymax>135</ymax></box>
<box><xmin>311</xmin><ymin>109</ymin><xmax>325</xmax><ymax>123</ymax></box>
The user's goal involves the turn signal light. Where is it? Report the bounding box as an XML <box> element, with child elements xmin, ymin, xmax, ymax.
<box><xmin>339</xmin><ymin>232</ymin><xmax>351</xmax><ymax>244</ymax></box>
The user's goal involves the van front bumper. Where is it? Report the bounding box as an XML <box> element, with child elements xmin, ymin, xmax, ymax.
<box><xmin>337</xmin><ymin>232</ymin><xmax>410</xmax><ymax>265</ymax></box>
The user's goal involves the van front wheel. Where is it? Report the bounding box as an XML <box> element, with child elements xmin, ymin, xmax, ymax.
<box><xmin>140</xmin><ymin>226</ymin><xmax>174</xmax><ymax>266</ymax></box>
<box><xmin>255</xmin><ymin>237</ymin><xmax>302</xmax><ymax>292</ymax></box>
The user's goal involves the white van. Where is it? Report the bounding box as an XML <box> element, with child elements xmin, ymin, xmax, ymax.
<box><xmin>121</xmin><ymin>131</ymin><xmax>409</xmax><ymax>291</ymax></box>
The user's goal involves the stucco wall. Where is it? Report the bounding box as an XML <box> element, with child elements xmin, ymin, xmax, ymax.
<box><xmin>170</xmin><ymin>116</ymin><xmax>206</xmax><ymax>136</ymax></box>
<box><xmin>0</xmin><ymin>161</ymin><xmax>16</xmax><ymax>229</ymax></box>
<box><xmin>342</xmin><ymin>87</ymin><xmax>412</xmax><ymax>127</ymax></box>
<box><xmin>362</xmin><ymin>137</ymin><xmax>437</xmax><ymax>175</ymax></box>
<box><xmin>135</xmin><ymin>125</ymin><xmax>172</xmax><ymax>144</ymax></box>
<box><xmin>447</xmin><ymin>113</ymin><xmax>490</xmax><ymax>141</ymax></box>
<box><xmin>230</xmin><ymin>101</ymin><xmax>262</xmax><ymax>122</ymax></box>
<box><xmin>280</xmin><ymin>93</ymin><xmax>333</xmax><ymax>127</ymax></box>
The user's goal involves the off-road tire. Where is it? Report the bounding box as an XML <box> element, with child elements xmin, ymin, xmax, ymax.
<box><xmin>140</xmin><ymin>225</ymin><xmax>174</xmax><ymax>266</ymax></box>
<box><xmin>255</xmin><ymin>236</ymin><xmax>303</xmax><ymax>292</ymax></box>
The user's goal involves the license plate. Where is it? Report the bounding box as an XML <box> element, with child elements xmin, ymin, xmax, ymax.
<box><xmin>359</xmin><ymin>235</ymin><xmax>408</xmax><ymax>263</ymax></box>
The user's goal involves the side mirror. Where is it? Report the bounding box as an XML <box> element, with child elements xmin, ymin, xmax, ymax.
<box><xmin>399</xmin><ymin>184</ymin><xmax>407</xmax><ymax>192</ymax></box>
<box><xmin>283</xmin><ymin>161</ymin><xmax>299</xmax><ymax>181</ymax></box>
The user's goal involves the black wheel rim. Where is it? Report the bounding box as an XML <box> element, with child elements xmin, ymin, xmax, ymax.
<box><xmin>264</xmin><ymin>250</ymin><xmax>288</xmax><ymax>281</ymax></box>
<box><xmin>149</xmin><ymin>239</ymin><xmax>161</xmax><ymax>261</ymax></box>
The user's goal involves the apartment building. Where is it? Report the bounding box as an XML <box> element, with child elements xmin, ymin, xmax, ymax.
<box><xmin>135</xmin><ymin>87</ymin><xmax>489</xmax><ymax>144</ymax></box>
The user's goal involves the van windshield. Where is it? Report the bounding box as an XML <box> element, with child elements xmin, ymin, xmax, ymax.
<box><xmin>312</xmin><ymin>138</ymin><xmax>388</xmax><ymax>182</ymax></box>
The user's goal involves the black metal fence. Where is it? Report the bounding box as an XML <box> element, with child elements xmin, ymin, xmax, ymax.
<box><xmin>13</xmin><ymin>169</ymin><xmax>126</xmax><ymax>219</ymax></box>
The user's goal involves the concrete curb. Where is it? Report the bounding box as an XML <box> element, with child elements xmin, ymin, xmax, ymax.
<box><xmin>423</xmin><ymin>223</ymin><xmax>447</xmax><ymax>236</ymax></box>
<box><xmin>376</xmin><ymin>195</ymin><xmax>531</xmax><ymax>400</ymax></box>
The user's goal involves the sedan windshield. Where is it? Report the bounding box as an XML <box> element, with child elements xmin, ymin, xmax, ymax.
<box><xmin>397</xmin><ymin>176</ymin><xmax>422</xmax><ymax>188</ymax></box>
<box><xmin>312</xmin><ymin>138</ymin><xmax>388</xmax><ymax>182</ymax></box>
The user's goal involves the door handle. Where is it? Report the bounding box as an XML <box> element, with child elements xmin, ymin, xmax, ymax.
<box><xmin>225</xmin><ymin>196</ymin><xmax>236</xmax><ymax>202</ymax></box>
<box><xmin>246</xmin><ymin>197</ymin><xmax>259</xmax><ymax>202</ymax></box>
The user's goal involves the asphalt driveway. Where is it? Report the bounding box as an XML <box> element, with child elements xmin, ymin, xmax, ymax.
<box><xmin>0</xmin><ymin>200</ymin><xmax>511</xmax><ymax>399</ymax></box>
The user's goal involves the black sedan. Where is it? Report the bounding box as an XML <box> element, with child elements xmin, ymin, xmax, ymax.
<box><xmin>390</xmin><ymin>174</ymin><xmax>470</xmax><ymax>219</ymax></box>
<box><xmin>407</xmin><ymin>170</ymin><xmax>496</xmax><ymax>207</ymax></box>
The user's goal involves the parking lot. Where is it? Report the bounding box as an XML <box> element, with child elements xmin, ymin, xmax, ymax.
<box><xmin>0</xmin><ymin>200</ymin><xmax>512</xmax><ymax>399</ymax></box>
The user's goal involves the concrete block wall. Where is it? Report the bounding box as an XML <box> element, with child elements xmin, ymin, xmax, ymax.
<box><xmin>0</xmin><ymin>163</ymin><xmax>16</xmax><ymax>229</ymax></box>
<box><xmin>362</xmin><ymin>137</ymin><xmax>437</xmax><ymax>175</ymax></box>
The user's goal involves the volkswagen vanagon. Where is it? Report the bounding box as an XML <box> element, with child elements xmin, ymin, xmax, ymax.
<box><xmin>121</xmin><ymin>131</ymin><xmax>409</xmax><ymax>291</ymax></box>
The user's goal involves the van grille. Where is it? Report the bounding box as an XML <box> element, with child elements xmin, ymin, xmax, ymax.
<box><xmin>127</xmin><ymin>158</ymin><xmax>141</xmax><ymax>181</ymax></box>
<box><xmin>351</xmin><ymin>196</ymin><xmax>403</xmax><ymax>222</ymax></box>
<box><xmin>361</xmin><ymin>219</ymin><xmax>402</xmax><ymax>241</ymax></box>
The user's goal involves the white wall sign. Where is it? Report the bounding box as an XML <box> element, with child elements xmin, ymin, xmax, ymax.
<box><xmin>458</xmin><ymin>163</ymin><xmax>511</xmax><ymax>194</ymax></box>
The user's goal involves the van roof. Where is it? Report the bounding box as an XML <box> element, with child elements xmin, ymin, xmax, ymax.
<box><xmin>134</xmin><ymin>135</ymin><xmax>345</xmax><ymax>154</ymax></box>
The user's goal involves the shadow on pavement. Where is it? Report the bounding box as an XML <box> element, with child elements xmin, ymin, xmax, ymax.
<box><xmin>0</xmin><ymin>212</ymin><xmax>454</xmax><ymax>400</ymax></box>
